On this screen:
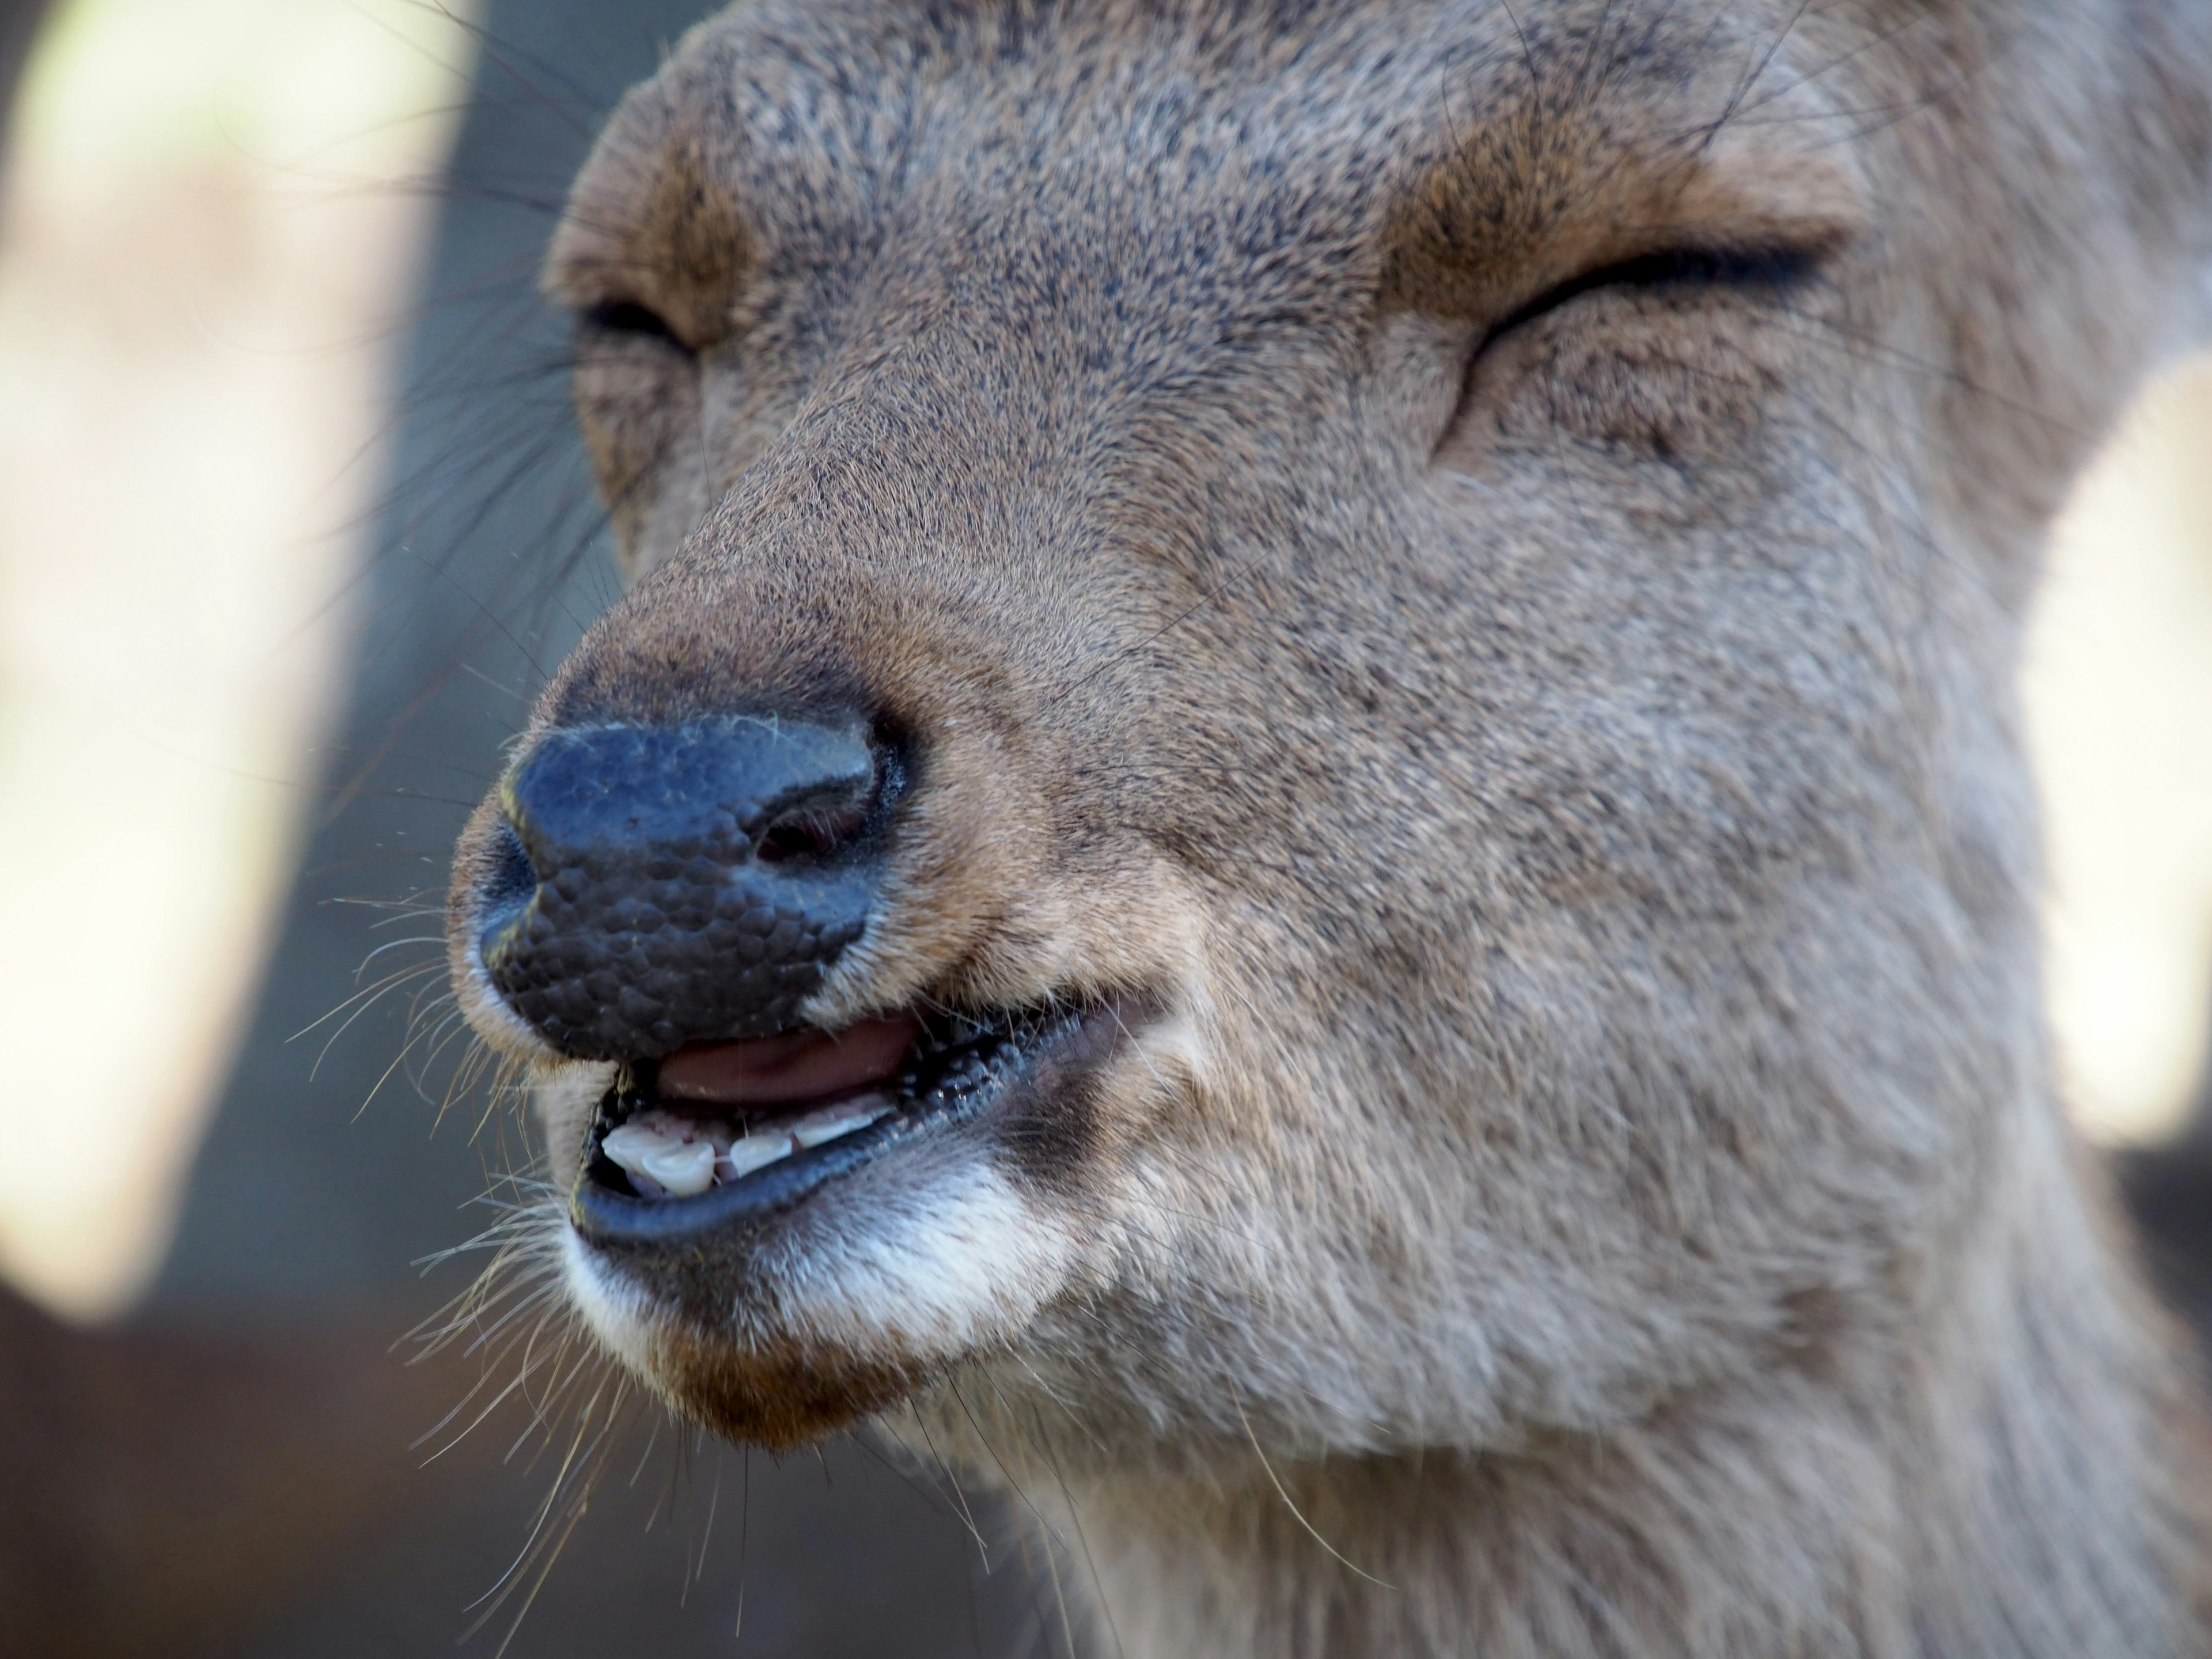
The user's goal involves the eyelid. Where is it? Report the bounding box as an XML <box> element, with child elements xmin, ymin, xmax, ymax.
<box><xmin>1480</xmin><ymin>244</ymin><xmax>1821</xmax><ymax>350</ymax></box>
<box><xmin>579</xmin><ymin>298</ymin><xmax>689</xmax><ymax>350</ymax></box>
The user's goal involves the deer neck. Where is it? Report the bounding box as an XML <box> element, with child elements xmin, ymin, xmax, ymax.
<box><xmin>1032</xmin><ymin>1142</ymin><xmax>2207</xmax><ymax>1659</ymax></box>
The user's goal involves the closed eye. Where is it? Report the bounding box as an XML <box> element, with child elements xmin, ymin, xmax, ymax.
<box><xmin>579</xmin><ymin>298</ymin><xmax>686</xmax><ymax>350</ymax></box>
<box><xmin>1481</xmin><ymin>245</ymin><xmax>1820</xmax><ymax>352</ymax></box>
<box><xmin>1438</xmin><ymin>242</ymin><xmax>1831</xmax><ymax>464</ymax></box>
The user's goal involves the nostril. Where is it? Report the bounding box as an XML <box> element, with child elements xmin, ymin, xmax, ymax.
<box><xmin>754</xmin><ymin>730</ymin><xmax>904</xmax><ymax>865</ymax></box>
<box><xmin>475</xmin><ymin>819</ymin><xmax>540</xmax><ymax>961</ymax></box>
<box><xmin>755</xmin><ymin>801</ymin><xmax>870</xmax><ymax>864</ymax></box>
<box><xmin>483</xmin><ymin>820</ymin><xmax>537</xmax><ymax>908</ymax></box>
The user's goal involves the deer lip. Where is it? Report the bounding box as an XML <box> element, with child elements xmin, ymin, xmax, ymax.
<box><xmin>569</xmin><ymin>1002</ymin><xmax>1118</xmax><ymax>1245</ymax></box>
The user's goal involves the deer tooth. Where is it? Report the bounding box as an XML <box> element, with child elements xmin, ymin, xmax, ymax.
<box><xmin>790</xmin><ymin>1095</ymin><xmax>893</xmax><ymax>1148</ymax></box>
<box><xmin>601</xmin><ymin>1120</ymin><xmax>681</xmax><ymax>1179</ymax></box>
<box><xmin>721</xmin><ymin>1132</ymin><xmax>797</xmax><ymax>1180</ymax></box>
<box><xmin>640</xmin><ymin>1137</ymin><xmax>718</xmax><ymax>1198</ymax></box>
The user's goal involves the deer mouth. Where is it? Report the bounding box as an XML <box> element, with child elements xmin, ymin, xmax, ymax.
<box><xmin>570</xmin><ymin>1001</ymin><xmax>1126</xmax><ymax>1244</ymax></box>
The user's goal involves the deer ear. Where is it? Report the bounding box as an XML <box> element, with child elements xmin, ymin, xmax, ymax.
<box><xmin>2185</xmin><ymin>267</ymin><xmax>2212</xmax><ymax>359</ymax></box>
<box><xmin>2109</xmin><ymin>11</ymin><xmax>2212</xmax><ymax>361</ymax></box>
<box><xmin>1893</xmin><ymin>3</ymin><xmax>2212</xmax><ymax>552</ymax></box>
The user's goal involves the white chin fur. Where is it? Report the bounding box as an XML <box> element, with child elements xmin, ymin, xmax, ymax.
<box><xmin>761</xmin><ymin>1162</ymin><xmax>1077</xmax><ymax>1357</ymax></box>
<box><xmin>562</xmin><ymin>1224</ymin><xmax>662</xmax><ymax>1376</ymax></box>
<box><xmin>557</xmin><ymin>1124</ymin><xmax>1082</xmax><ymax>1388</ymax></box>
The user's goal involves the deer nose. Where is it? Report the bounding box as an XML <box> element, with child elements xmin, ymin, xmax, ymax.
<box><xmin>475</xmin><ymin>716</ymin><xmax>891</xmax><ymax>1060</ymax></box>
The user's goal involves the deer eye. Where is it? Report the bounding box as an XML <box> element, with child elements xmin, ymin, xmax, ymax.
<box><xmin>1482</xmin><ymin>246</ymin><xmax>1819</xmax><ymax>350</ymax></box>
<box><xmin>579</xmin><ymin>298</ymin><xmax>687</xmax><ymax>350</ymax></box>
<box><xmin>1441</xmin><ymin>243</ymin><xmax>1827</xmax><ymax>463</ymax></box>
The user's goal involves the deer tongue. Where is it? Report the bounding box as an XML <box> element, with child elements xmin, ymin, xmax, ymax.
<box><xmin>657</xmin><ymin>1013</ymin><xmax>919</xmax><ymax>1108</ymax></box>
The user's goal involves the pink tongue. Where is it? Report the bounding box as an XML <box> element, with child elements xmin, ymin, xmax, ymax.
<box><xmin>657</xmin><ymin>1013</ymin><xmax>919</xmax><ymax>1107</ymax></box>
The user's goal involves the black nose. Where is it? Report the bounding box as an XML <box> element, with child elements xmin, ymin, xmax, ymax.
<box><xmin>478</xmin><ymin>716</ymin><xmax>891</xmax><ymax>1060</ymax></box>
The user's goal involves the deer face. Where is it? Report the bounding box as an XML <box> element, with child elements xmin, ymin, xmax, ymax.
<box><xmin>445</xmin><ymin>0</ymin><xmax>2185</xmax><ymax>1459</ymax></box>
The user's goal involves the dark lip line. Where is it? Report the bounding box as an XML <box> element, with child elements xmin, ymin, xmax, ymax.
<box><xmin>567</xmin><ymin>1000</ymin><xmax>1127</xmax><ymax>1248</ymax></box>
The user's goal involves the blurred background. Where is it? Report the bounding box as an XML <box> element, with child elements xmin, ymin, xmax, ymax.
<box><xmin>0</xmin><ymin>2</ymin><xmax>1052</xmax><ymax>1654</ymax></box>
<box><xmin>0</xmin><ymin>0</ymin><xmax>2206</xmax><ymax>1653</ymax></box>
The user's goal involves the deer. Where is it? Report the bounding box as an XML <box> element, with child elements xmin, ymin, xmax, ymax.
<box><xmin>440</xmin><ymin>1</ymin><xmax>2212</xmax><ymax>1652</ymax></box>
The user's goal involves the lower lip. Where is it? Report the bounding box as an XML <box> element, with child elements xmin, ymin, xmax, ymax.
<box><xmin>569</xmin><ymin>1006</ymin><xmax>1105</xmax><ymax>1246</ymax></box>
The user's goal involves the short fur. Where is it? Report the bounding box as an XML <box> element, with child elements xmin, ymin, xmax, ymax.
<box><xmin>445</xmin><ymin>2</ymin><xmax>2212</xmax><ymax>1653</ymax></box>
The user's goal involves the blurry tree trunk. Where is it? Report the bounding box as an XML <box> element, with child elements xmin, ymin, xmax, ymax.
<box><xmin>0</xmin><ymin>7</ymin><xmax>457</xmax><ymax>1657</ymax></box>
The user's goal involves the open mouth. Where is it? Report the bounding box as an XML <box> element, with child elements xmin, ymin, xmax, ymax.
<box><xmin>571</xmin><ymin>1002</ymin><xmax>1106</xmax><ymax>1243</ymax></box>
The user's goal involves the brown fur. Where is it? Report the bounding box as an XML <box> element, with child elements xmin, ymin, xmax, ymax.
<box><xmin>447</xmin><ymin>2</ymin><xmax>2212</xmax><ymax>1652</ymax></box>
